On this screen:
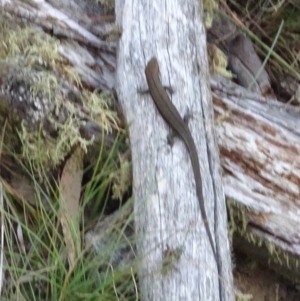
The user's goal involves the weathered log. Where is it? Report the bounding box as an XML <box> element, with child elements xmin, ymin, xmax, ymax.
<box><xmin>212</xmin><ymin>75</ymin><xmax>300</xmax><ymax>258</ymax></box>
<box><xmin>115</xmin><ymin>1</ymin><xmax>233</xmax><ymax>301</ymax></box>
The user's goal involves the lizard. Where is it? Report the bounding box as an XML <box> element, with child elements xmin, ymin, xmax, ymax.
<box><xmin>144</xmin><ymin>57</ymin><xmax>217</xmax><ymax>261</ymax></box>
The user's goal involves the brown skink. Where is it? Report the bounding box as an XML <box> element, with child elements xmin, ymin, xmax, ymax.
<box><xmin>145</xmin><ymin>57</ymin><xmax>216</xmax><ymax>259</ymax></box>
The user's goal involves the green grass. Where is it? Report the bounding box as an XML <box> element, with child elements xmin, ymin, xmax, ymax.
<box><xmin>227</xmin><ymin>0</ymin><xmax>300</xmax><ymax>84</ymax></box>
<box><xmin>0</xmin><ymin>132</ymin><xmax>137</xmax><ymax>301</ymax></box>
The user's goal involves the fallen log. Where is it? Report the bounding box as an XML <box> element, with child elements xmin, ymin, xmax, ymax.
<box><xmin>212</xmin><ymin>75</ymin><xmax>300</xmax><ymax>259</ymax></box>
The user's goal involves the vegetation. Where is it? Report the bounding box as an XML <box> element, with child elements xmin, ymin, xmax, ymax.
<box><xmin>1</xmin><ymin>0</ymin><xmax>300</xmax><ymax>300</ymax></box>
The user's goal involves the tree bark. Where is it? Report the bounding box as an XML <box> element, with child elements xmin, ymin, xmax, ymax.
<box><xmin>212</xmin><ymin>75</ymin><xmax>300</xmax><ymax>257</ymax></box>
<box><xmin>115</xmin><ymin>1</ymin><xmax>233</xmax><ymax>301</ymax></box>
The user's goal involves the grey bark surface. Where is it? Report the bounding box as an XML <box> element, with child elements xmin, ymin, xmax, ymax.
<box><xmin>115</xmin><ymin>1</ymin><xmax>233</xmax><ymax>301</ymax></box>
<box><xmin>212</xmin><ymin>75</ymin><xmax>300</xmax><ymax>257</ymax></box>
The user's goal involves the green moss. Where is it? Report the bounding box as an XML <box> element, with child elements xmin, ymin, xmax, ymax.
<box><xmin>0</xmin><ymin>16</ymin><xmax>119</xmax><ymax>176</ymax></box>
<box><xmin>228</xmin><ymin>198</ymin><xmax>299</xmax><ymax>280</ymax></box>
